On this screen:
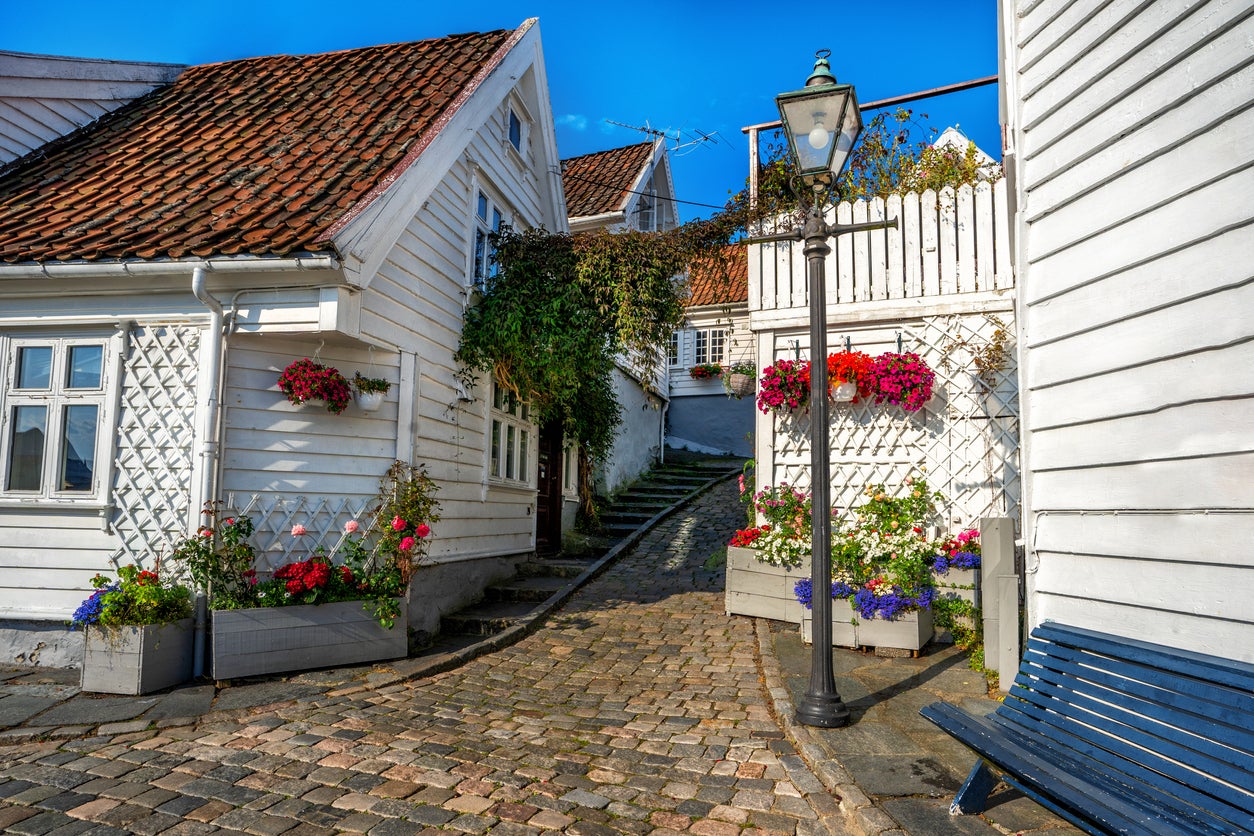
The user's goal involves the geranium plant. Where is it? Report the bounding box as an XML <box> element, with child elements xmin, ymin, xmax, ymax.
<box><xmin>69</xmin><ymin>564</ymin><xmax>192</xmax><ymax>630</ymax></box>
<box><xmin>732</xmin><ymin>483</ymin><xmax>812</xmax><ymax>568</ymax></box>
<box><xmin>826</xmin><ymin>350</ymin><xmax>875</xmax><ymax>400</ymax></box>
<box><xmin>867</xmin><ymin>352</ymin><xmax>935</xmax><ymax>412</ymax></box>
<box><xmin>688</xmin><ymin>363</ymin><xmax>723</xmax><ymax>380</ymax></box>
<box><xmin>723</xmin><ymin>361</ymin><xmax>756</xmax><ymax>398</ymax></box>
<box><xmin>757</xmin><ymin>358</ymin><xmax>810</xmax><ymax>414</ymax></box>
<box><xmin>277</xmin><ymin>358</ymin><xmax>353</xmax><ymax>414</ymax></box>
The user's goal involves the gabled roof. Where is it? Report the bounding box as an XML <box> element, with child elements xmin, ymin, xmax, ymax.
<box><xmin>560</xmin><ymin>141</ymin><xmax>654</xmax><ymax>220</ymax></box>
<box><xmin>686</xmin><ymin>244</ymin><xmax>748</xmax><ymax>308</ymax></box>
<box><xmin>0</xmin><ymin>25</ymin><xmax>525</xmax><ymax>264</ymax></box>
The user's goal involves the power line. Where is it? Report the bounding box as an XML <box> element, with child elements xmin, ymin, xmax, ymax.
<box><xmin>557</xmin><ymin>169</ymin><xmax>728</xmax><ymax>211</ymax></box>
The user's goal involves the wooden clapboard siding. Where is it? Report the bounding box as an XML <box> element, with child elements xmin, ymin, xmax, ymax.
<box><xmin>0</xmin><ymin>52</ymin><xmax>184</xmax><ymax>165</ymax></box>
<box><xmin>667</xmin><ymin>304</ymin><xmax>753</xmax><ymax>397</ymax></box>
<box><xmin>0</xmin><ymin>507</ymin><xmax>118</xmax><ymax>619</ymax></box>
<box><xmin>1007</xmin><ymin>0</ymin><xmax>1254</xmax><ymax>657</ymax></box>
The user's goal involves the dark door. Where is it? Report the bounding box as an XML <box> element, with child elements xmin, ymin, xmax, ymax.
<box><xmin>535</xmin><ymin>423</ymin><xmax>564</xmax><ymax>553</ymax></box>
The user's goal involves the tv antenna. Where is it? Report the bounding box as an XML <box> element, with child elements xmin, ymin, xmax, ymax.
<box><xmin>603</xmin><ymin>119</ymin><xmax>725</xmax><ymax>156</ymax></box>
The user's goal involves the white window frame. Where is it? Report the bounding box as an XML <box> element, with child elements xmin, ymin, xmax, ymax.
<box><xmin>694</xmin><ymin>328</ymin><xmax>727</xmax><ymax>366</ymax></box>
<box><xmin>505</xmin><ymin>95</ymin><xmax>532</xmax><ymax>161</ymax></box>
<box><xmin>488</xmin><ymin>381</ymin><xmax>534</xmax><ymax>488</ymax></box>
<box><xmin>470</xmin><ymin>183</ymin><xmax>510</xmax><ymax>292</ymax></box>
<box><xmin>668</xmin><ymin>331</ymin><xmax>682</xmax><ymax>367</ymax></box>
<box><xmin>0</xmin><ymin>331</ymin><xmax>116</xmax><ymax>504</ymax></box>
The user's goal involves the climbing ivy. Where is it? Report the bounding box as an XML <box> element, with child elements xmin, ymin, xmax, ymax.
<box><xmin>456</xmin><ymin>220</ymin><xmax>736</xmax><ymax>479</ymax></box>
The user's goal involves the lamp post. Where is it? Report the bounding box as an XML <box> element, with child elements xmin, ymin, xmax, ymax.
<box><xmin>756</xmin><ymin>51</ymin><xmax>895</xmax><ymax>728</ymax></box>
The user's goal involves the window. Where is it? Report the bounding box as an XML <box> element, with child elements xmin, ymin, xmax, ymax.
<box><xmin>694</xmin><ymin>328</ymin><xmax>727</xmax><ymax>365</ymax></box>
<box><xmin>635</xmin><ymin>189</ymin><xmax>656</xmax><ymax>232</ymax></box>
<box><xmin>472</xmin><ymin>189</ymin><xmax>508</xmax><ymax>290</ymax></box>
<box><xmin>2</xmin><ymin>337</ymin><xmax>108</xmax><ymax>499</ymax></box>
<box><xmin>668</xmin><ymin>331</ymin><xmax>682</xmax><ymax>367</ymax></box>
<box><xmin>489</xmin><ymin>382</ymin><xmax>532</xmax><ymax>486</ymax></box>
<box><xmin>508</xmin><ymin>109</ymin><xmax>523</xmax><ymax>152</ymax></box>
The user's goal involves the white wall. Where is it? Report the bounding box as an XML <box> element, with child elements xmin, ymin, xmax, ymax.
<box><xmin>597</xmin><ymin>366</ymin><xmax>664</xmax><ymax>496</ymax></box>
<box><xmin>1005</xmin><ymin>0</ymin><xmax>1254</xmax><ymax>658</ymax></box>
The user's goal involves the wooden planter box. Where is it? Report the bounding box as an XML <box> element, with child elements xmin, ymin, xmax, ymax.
<box><xmin>933</xmin><ymin>566</ymin><xmax>980</xmax><ymax>633</ymax></box>
<box><xmin>800</xmin><ymin>599</ymin><xmax>858</xmax><ymax>647</ymax></box>
<box><xmin>81</xmin><ymin>618</ymin><xmax>194</xmax><ymax>695</ymax></box>
<box><xmin>210</xmin><ymin>599</ymin><xmax>407</xmax><ymax>680</ymax></box>
<box><xmin>857</xmin><ymin>607</ymin><xmax>934</xmax><ymax>652</ymax></box>
<box><xmin>725</xmin><ymin>546</ymin><xmax>807</xmax><ymax>624</ymax></box>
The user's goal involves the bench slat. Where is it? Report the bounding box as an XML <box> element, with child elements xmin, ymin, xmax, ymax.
<box><xmin>1033</xmin><ymin>623</ymin><xmax>1254</xmax><ymax>693</ymax></box>
<box><xmin>1018</xmin><ymin>636</ymin><xmax>1254</xmax><ymax>747</ymax></box>
<box><xmin>921</xmin><ymin>702</ymin><xmax>1231</xmax><ymax>835</ymax></box>
<box><xmin>992</xmin><ymin>705</ymin><xmax>1254</xmax><ymax>832</ymax></box>
<box><xmin>1005</xmin><ymin>666</ymin><xmax>1254</xmax><ymax>806</ymax></box>
<box><xmin>1023</xmin><ymin>637</ymin><xmax>1254</xmax><ymax>735</ymax></box>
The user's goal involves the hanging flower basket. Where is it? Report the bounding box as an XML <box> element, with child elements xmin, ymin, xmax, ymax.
<box><xmin>830</xmin><ymin>380</ymin><xmax>858</xmax><ymax>402</ymax></box>
<box><xmin>866</xmin><ymin>352</ymin><xmax>935</xmax><ymax>412</ymax></box>
<box><xmin>277</xmin><ymin>358</ymin><xmax>353</xmax><ymax>414</ymax></box>
<box><xmin>827</xmin><ymin>350</ymin><xmax>874</xmax><ymax>403</ymax></box>
<box><xmin>757</xmin><ymin>359</ymin><xmax>810</xmax><ymax>415</ymax></box>
<box><xmin>353</xmin><ymin>372</ymin><xmax>391</xmax><ymax>413</ymax></box>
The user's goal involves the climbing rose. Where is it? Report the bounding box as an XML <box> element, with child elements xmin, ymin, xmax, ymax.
<box><xmin>415</xmin><ymin>523</ymin><xmax>430</xmax><ymax>538</ymax></box>
<box><xmin>344</xmin><ymin>519</ymin><xmax>360</xmax><ymax>534</ymax></box>
<box><xmin>391</xmin><ymin>516</ymin><xmax>406</xmax><ymax>531</ymax></box>
<box><xmin>291</xmin><ymin>524</ymin><xmax>306</xmax><ymax>536</ymax></box>
<box><xmin>399</xmin><ymin>536</ymin><xmax>416</xmax><ymax>551</ymax></box>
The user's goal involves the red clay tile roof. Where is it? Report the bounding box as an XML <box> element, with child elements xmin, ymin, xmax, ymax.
<box><xmin>0</xmin><ymin>27</ymin><xmax>521</xmax><ymax>264</ymax></box>
<box><xmin>687</xmin><ymin>244</ymin><xmax>748</xmax><ymax>307</ymax></box>
<box><xmin>561</xmin><ymin>142</ymin><xmax>653</xmax><ymax>219</ymax></box>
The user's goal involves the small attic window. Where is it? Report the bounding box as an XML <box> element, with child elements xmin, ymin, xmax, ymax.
<box><xmin>508</xmin><ymin>109</ymin><xmax>523</xmax><ymax>152</ymax></box>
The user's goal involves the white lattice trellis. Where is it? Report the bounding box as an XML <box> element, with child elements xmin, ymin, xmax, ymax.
<box><xmin>226</xmin><ymin>492</ymin><xmax>376</xmax><ymax>571</ymax></box>
<box><xmin>110</xmin><ymin>324</ymin><xmax>202</xmax><ymax>565</ymax></box>
<box><xmin>767</xmin><ymin>312</ymin><xmax>1020</xmax><ymax>533</ymax></box>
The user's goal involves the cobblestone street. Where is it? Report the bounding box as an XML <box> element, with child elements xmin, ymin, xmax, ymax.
<box><xmin>0</xmin><ymin>478</ymin><xmax>849</xmax><ymax>836</ymax></box>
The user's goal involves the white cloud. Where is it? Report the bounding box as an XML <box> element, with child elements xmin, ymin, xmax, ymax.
<box><xmin>555</xmin><ymin>114</ymin><xmax>588</xmax><ymax>131</ymax></box>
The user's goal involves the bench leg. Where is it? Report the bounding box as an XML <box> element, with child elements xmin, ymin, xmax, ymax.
<box><xmin>951</xmin><ymin>760</ymin><xmax>998</xmax><ymax>815</ymax></box>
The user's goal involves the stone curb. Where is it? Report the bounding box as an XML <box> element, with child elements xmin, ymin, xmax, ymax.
<box><xmin>755</xmin><ymin>619</ymin><xmax>901</xmax><ymax>836</ymax></box>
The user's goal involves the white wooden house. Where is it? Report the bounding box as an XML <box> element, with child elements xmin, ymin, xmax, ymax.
<box><xmin>561</xmin><ymin>139</ymin><xmax>679</xmax><ymax>495</ymax></box>
<box><xmin>1000</xmin><ymin>0</ymin><xmax>1254</xmax><ymax>659</ymax></box>
<box><xmin>666</xmin><ymin>245</ymin><xmax>756</xmax><ymax>457</ymax></box>
<box><xmin>0</xmin><ymin>20</ymin><xmax>570</xmax><ymax>664</ymax></box>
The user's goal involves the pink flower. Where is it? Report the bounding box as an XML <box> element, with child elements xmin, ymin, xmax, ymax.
<box><xmin>398</xmin><ymin>536</ymin><xmax>416</xmax><ymax>551</ymax></box>
<box><xmin>391</xmin><ymin>516</ymin><xmax>406</xmax><ymax>531</ymax></box>
<box><xmin>291</xmin><ymin>524</ymin><xmax>307</xmax><ymax>537</ymax></box>
<box><xmin>344</xmin><ymin>520</ymin><xmax>360</xmax><ymax>534</ymax></box>
<box><xmin>415</xmin><ymin>523</ymin><xmax>430</xmax><ymax>538</ymax></box>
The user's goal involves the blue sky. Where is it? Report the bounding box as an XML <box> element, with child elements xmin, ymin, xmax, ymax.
<box><xmin>5</xmin><ymin>0</ymin><xmax>1000</xmax><ymax>222</ymax></box>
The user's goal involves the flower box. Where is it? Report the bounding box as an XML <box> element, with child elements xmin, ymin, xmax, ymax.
<box><xmin>81</xmin><ymin>618</ymin><xmax>194</xmax><ymax>695</ymax></box>
<box><xmin>856</xmin><ymin>607</ymin><xmax>934</xmax><ymax>652</ymax></box>
<box><xmin>800</xmin><ymin>599</ymin><xmax>858</xmax><ymax>647</ymax></box>
<box><xmin>210</xmin><ymin>599</ymin><xmax>406</xmax><ymax>680</ymax></box>
<box><xmin>725</xmin><ymin>545</ymin><xmax>807</xmax><ymax>624</ymax></box>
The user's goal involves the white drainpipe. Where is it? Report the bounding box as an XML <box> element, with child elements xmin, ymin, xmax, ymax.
<box><xmin>189</xmin><ymin>265</ymin><xmax>225</xmax><ymax>679</ymax></box>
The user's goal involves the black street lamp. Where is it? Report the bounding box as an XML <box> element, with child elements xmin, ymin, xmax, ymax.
<box><xmin>757</xmin><ymin>51</ymin><xmax>894</xmax><ymax>728</ymax></box>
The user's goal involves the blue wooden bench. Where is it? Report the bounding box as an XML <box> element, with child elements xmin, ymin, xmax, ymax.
<box><xmin>920</xmin><ymin>622</ymin><xmax>1254</xmax><ymax>835</ymax></box>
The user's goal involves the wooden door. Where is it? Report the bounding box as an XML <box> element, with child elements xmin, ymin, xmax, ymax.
<box><xmin>535</xmin><ymin>423</ymin><xmax>563</xmax><ymax>553</ymax></box>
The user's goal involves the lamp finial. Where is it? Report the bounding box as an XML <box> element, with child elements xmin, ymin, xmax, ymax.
<box><xmin>806</xmin><ymin>49</ymin><xmax>836</xmax><ymax>87</ymax></box>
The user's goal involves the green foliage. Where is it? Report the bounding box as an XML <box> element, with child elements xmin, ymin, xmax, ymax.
<box><xmin>457</xmin><ymin>223</ymin><xmax>734</xmax><ymax>470</ymax></box>
<box><xmin>75</xmin><ymin>565</ymin><xmax>192</xmax><ymax>628</ymax></box>
<box><xmin>169</xmin><ymin>505</ymin><xmax>257</xmax><ymax>609</ymax></box>
<box><xmin>729</xmin><ymin>108</ymin><xmax>1003</xmax><ymax>225</ymax></box>
<box><xmin>374</xmin><ymin>460</ymin><xmax>442</xmax><ymax>584</ymax></box>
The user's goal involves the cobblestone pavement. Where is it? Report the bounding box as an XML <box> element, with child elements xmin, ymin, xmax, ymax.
<box><xmin>0</xmin><ymin>478</ymin><xmax>851</xmax><ymax>836</ymax></box>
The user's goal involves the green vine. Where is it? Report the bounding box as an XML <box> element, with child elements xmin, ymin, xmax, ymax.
<box><xmin>455</xmin><ymin>221</ymin><xmax>736</xmax><ymax>512</ymax></box>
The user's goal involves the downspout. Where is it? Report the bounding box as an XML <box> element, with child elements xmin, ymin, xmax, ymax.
<box><xmin>190</xmin><ymin>265</ymin><xmax>225</xmax><ymax>679</ymax></box>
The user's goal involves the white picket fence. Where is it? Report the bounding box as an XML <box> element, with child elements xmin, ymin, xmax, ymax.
<box><xmin>749</xmin><ymin>180</ymin><xmax>1013</xmax><ymax>313</ymax></box>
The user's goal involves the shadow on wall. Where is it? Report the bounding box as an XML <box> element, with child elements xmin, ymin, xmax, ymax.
<box><xmin>666</xmin><ymin>394</ymin><xmax>755</xmax><ymax>457</ymax></box>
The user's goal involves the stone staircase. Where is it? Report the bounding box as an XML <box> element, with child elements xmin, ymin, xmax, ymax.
<box><xmin>428</xmin><ymin>455</ymin><xmax>742</xmax><ymax>651</ymax></box>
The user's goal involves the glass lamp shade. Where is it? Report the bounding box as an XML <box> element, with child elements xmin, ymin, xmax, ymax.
<box><xmin>776</xmin><ymin>81</ymin><xmax>862</xmax><ymax>186</ymax></box>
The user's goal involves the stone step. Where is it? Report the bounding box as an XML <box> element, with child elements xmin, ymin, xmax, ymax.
<box><xmin>515</xmin><ymin>558</ymin><xmax>598</xmax><ymax>579</ymax></box>
<box><xmin>441</xmin><ymin>601</ymin><xmax>537</xmax><ymax>636</ymax></box>
<box><xmin>483</xmin><ymin>575</ymin><xmax>570</xmax><ymax>604</ymax></box>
